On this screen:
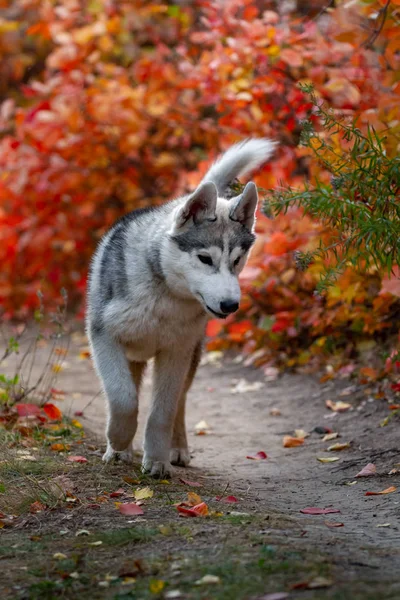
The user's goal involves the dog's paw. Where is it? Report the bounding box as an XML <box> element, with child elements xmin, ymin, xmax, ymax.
<box><xmin>102</xmin><ymin>446</ymin><xmax>134</xmax><ymax>465</ymax></box>
<box><xmin>170</xmin><ymin>447</ymin><xmax>191</xmax><ymax>467</ymax></box>
<box><xmin>141</xmin><ymin>456</ymin><xmax>173</xmax><ymax>479</ymax></box>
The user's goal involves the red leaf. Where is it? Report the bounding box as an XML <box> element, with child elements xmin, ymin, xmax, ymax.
<box><xmin>300</xmin><ymin>507</ymin><xmax>341</xmax><ymax>515</ymax></box>
<box><xmin>246</xmin><ymin>451</ymin><xmax>267</xmax><ymax>460</ymax></box>
<box><xmin>177</xmin><ymin>502</ymin><xmax>208</xmax><ymax>517</ymax></box>
<box><xmin>110</xmin><ymin>488</ymin><xmax>125</xmax><ymax>497</ymax></box>
<box><xmin>179</xmin><ymin>478</ymin><xmax>202</xmax><ymax>487</ymax></box>
<box><xmin>16</xmin><ymin>403</ymin><xmax>41</xmax><ymax>417</ymax></box>
<box><xmin>67</xmin><ymin>456</ymin><xmax>88</xmax><ymax>463</ymax></box>
<box><xmin>215</xmin><ymin>495</ymin><xmax>238</xmax><ymax>503</ymax></box>
<box><xmin>118</xmin><ymin>503</ymin><xmax>144</xmax><ymax>516</ymax></box>
<box><xmin>43</xmin><ymin>403</ymin><xmax>62</xmax><ymax>421</ymax></box>
<box><xmin>74</xmin><ymin>411</ymin><xmax>84</xmax><ymax>416</ymax></box>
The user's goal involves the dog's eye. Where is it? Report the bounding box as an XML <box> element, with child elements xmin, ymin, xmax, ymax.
<box><xmin>198</xmin><ymin>255</ymin><xmax>213</xmax><ymax>266</ymax></box>
<box><xmin>233</xmin><ymin>256</ymin><xmax>241</xmax><ymax>267</ymax></box>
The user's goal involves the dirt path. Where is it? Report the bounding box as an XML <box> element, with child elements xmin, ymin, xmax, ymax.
<box><xmin>3</xmin><ymin>330</ymin><xmax>400</xmax><ymax>597</ymax></box>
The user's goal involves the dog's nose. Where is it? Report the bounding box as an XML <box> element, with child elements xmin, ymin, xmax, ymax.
<box><xmin>220</xmin><ymin>299</ymin><xmax>239</xmax><ymax>314</ymax></box>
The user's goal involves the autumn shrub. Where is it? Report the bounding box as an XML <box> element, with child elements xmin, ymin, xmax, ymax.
<box><xmin>0</xmin><ymin>0</ymin><xmax>398</xmax><ymax>375</ymax></box>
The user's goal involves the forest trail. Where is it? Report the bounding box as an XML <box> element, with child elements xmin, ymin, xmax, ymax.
<box><xmin>2</xmin><ymin>330</ymin><xmax>400</xmax><ymax>598</ymax></box>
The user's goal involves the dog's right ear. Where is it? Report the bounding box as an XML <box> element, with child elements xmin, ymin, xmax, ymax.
<box><xmin>174</xmin><ymin>182</ymin><xmax>217</xmax><ymax>229</ymax></box>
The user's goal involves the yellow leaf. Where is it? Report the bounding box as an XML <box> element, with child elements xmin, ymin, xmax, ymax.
<box><xmin>51</xmin><ymin>364</ymin><xmax>64</xmax><ymax>373</ymax></box>
<box><xmin>294</xmin><ymin>429</ymin><xmax>309</xmax><ymax>439</ymax></box>
<box><xmin>328</xmin><ymin>442</ymin><xmax>351</xmax><ymax>451</ymax></box>
<box><xmin>71</xmin><ymin>419</ymin><xmax>83</xmax><ymax>428</ymax></box>
<box><xmin>187</xmin><ymin>492</ymin><xmax>202</xmax><ymax>506</ymax></box>
<box><xmin>317</xmin><ymin>457</ymin><xmax>340</xmax><ymax>463</ymax></box>
<box><xmin>53</xmin><ymin>552</ymin><xmax>67</xmax><ymax>559</ymax></box>
<box><xmin>322</xmin><ymin>432</ymin><xmax>339</xmax><ymax>441</ymax></box>
<box><xmin>134</xmin><ymin>487</ymin><xmax>154</xmax><ymax>501</ymax></box>
<box><xmin>149</xmin><ymin>579</ymin><xmax>165</xmax><ymax>594</ymax></box>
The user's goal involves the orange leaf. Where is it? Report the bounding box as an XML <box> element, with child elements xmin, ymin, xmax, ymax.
<box><xmin>365</xmin><ymin>486</ymin><xmax>396</xmax><ymax>496</ymax></box>
<box><xmin>177</xmin><ymin>502</ymin><xmax>208</xmax><ymax>517</ymax></box>
<box><xmin>283</xmin><ymin>436</ymin><xmax>304</xmax><ymax>448</ymax></box>
<box><xmin>30</xmin><ymin>500</ymin><xmax>46</xmax><ymax>513</ymax></box>
<box><xmin>51</xmin><ymin>443</ymin><xmax>69</xmax><ymax>452</ymax></box>
<box><xmin>43</xmin><ymin>403</ymin><xmax>62</xmax><ymax>421</ymax></box>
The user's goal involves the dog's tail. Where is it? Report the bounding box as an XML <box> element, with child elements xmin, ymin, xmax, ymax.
<box><xmin>201</xmin><ymin>138</ymin><xmax>277</xmax><ymax>196</ymax></box>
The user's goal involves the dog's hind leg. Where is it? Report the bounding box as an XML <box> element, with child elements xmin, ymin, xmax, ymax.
<box><xmin>170</xmin><ymin>340</ymin><xmax>202</xmax><ymax>467</ymax></box>
<box><xmin>142</xmin><ymin>345</ymin><xmax>193</xmax><ymax>478</ymax></box>
<box><xmin>89</xmin><ymin>329</ymin><xmax>140</xmax><ymax>464</ymax></box>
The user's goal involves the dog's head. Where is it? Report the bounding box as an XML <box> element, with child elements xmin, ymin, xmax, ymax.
<box><xmin>164</xmin><ymin>181</ymin><xmax>258</xmax><ymax>319</ymax></box>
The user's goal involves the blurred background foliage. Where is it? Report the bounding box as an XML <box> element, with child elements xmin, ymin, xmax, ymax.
<box><xmin>0</xmin><ymin>0</ymin><xmax>399</xmax><ymax>375</ymax></box>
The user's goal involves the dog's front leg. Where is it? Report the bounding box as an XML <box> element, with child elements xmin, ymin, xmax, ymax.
<box><xmin>142</xmin><ymin>346</ymin><xmax>192</xmax><ymax>478</ymax></box>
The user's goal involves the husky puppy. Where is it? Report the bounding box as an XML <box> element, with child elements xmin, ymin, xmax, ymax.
<box><xmin>86</xmin><ymin>139</ymin><xmax>275</xmax><ymax>477</ymax></box>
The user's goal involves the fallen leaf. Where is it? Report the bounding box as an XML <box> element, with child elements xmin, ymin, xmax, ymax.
<box><xmin>231</xmin><ymin>379</ymin><xmax>264</xmax><ymax>394</ymax></box>
<box><xmin>119</xmin><ymin>503</ymin><xmax>144</xmax><ymax>515</ymax></box>
<box><xmin>71</xmin><ymin>419</ymin><xmax>83</xmax><ymax>428</ymax></box>
<box><xmin>88</xmin><ymin>540</ymin><xmax>103</xmax><ymax>546</ymax></box>
<box><xmin>43</xmin><ymin>403</ymin><xmax>62</xmax><ymax>420</ymax></box>
<box><xmin>269</xmin><ymin>408</ymin><xmax>282</xmax><ymax>416</ymax></box>
<box><xmin>326</xmin><ymin>400</ymin><xmax>352</xmax><ymax>412</ymax></box>
<box><xmin>51</xmin><ymin>443</ymin><xmax>70</xmax><ymax>452</ymax></box>
<box><xmin>75</xmin><ymin>529</ymin><xmax>90</xmax><ymax>536</ymax></box>
<box><xmin>79</xmin><ymin>350</ymin><xmax>91</xmax><ymax>360</ymax></box>
<box><xmin>376</xmin><ymin>523</ymin><xmax>391</xmax><ymax>528</ymax></box>
<box><xmin>327</xmin><ymin>442</ymin><xmax>351</xmax><ymax>451</ymax></box>
<box><xmin>177</xmin><ymin>502</ymin><xmax>209</xmax><ymax>517</ymax></box>
<box><xmin>123</xmin><ymin>476</ymin><xmax>140</xmax><ymax>485</ymax></box>
<box><xmin>246</xmin><ymin>451</ymin><xmax>267</xmax><ymax>460</ymax></box>
<box><xmin>194</xmin><ymin>420</ymin><xmax>210</xmax><ymax>435</ymax></box>
<box><xmin>179</xmin><ymin>478</ymin><xmax>202</xmax><ymax>487</ymax></box>
<box><xmin>291</xmin><ymin>576</ymin><xmax>333</xmax><ymax>590</ymax></box>
<box><xmin>149</xmin><ymin>580</ymin><xmax>165</xmax><ymax>594</ymax></box>
<box><xmin>110</xmin><ymin>489</ymin><xmax>125</xmax><ymax>498</ymax></box>
<box><xmin>300</xmin><ymin>507</ymin><xmax>341</xmax><ymax>515</ymax></box>
<box><xmin>283</xmin><ymin>436</ymin><xmax>304</xmax><ymax>448</ymax></box>
<box><xmin>53</xmin><ymin>552</ymin><xmax>67</xmax><ymax>559</ymax></box>
<box><xmin>215</xmin><ymin>495</ymin><xmax>238</xmax><ymax>503</ymax></box>
<box><xmin>294</xmin><ymin>429</ymin><xmax>309</xmax><ymax>439</ymax></box>
<box><xmin>16</xmin><ymin>403</ymin><xmax>41</xmax><ymax>417</ymax></box>
<box><xmin>67</xmin><ymin>456</ymin><xmax>88</xmax><ymax>463</ymax></box>
<box><xmin>355</xmin><ymin>463</ymin><xmax>376</xmax><ymax>477</ymax></box>
<box><xmin>324</xmin><ymin>521</ymin><xmax>344</xmax><ymax>528</ymax></box>
<box><xmin>314</xmin><ymin>426</ymin><xmax>332</xmax><ymax>434</ymax></box>
<box><xmin>134</xmin><ymin>487</ymin><xmax>154</xmax><ymax>501</ymax></box>
<box><xmin>187</xmin><ymin>492</ymin><xmax>202</xmax><ymax>506</ymax></box>
<box><xmin>195</xmin><ymin>574</ymin><xmax>221</xmax><ymax>585</ymax></box>
<box><xmin>322</xmin><ymin>432</ymin><xmax>339</xmax><ymax>441</ymax></box>
<box><xmin>365</xmin><ymin>486</ymin><xmax>397</xmax><ymax>496</ymax></box>
<box><xmin>317</xmin><ymin>456</ymin><xmax>340</xmax><ymax>463</ymax></box>
<box><xmin>30</xmin><ymin>501</ymin><xmax>46</xmax><ymax>513</ymax></box>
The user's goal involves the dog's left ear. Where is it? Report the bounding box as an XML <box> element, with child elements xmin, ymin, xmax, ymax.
<box><xmin>229</xmin><ymin>182</ymin><xmax>258</xmax><ymax>231</ymax></box>
<box><xmin>175</xmin><ymin>181</ymin><xmax>218</xmax><ymax>229</ymax></box>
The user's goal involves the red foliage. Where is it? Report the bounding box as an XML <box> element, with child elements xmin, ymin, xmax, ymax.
<box><xmin>0</xmin><ymin>0</ymin><xmax>398</xmax><ymax>371</ymax></box>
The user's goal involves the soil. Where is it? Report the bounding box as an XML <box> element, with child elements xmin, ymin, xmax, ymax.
<box><xmin>1</xmin><ymin>329</ymin><xmax>400</xmax><ymax>599</ymax></box>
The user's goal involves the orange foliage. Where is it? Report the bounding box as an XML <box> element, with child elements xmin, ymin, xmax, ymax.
<box><xmin>0</xmin><ymin>0</ymin><xmax>398</xmax><ymax>371</ymax></box>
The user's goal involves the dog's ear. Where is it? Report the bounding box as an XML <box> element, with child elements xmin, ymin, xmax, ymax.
<box><xmin>175</xmin><ymin>182</ymin><xmax>217</xmax><ymax>229</ymax></box>
<box><xmin>229</xmin><ymin>181</ymin><xmax>258</xmax><ymax>231</ymax></box>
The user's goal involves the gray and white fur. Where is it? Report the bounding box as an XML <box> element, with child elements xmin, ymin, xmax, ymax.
<box><xmin>86</xmin><ymin>138</ymin><xmax>276</xmax><ymax>477</ymax></box>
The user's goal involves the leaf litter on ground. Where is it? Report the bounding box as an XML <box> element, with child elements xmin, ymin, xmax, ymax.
<box><xmin>300</xmin><ymin>507</ymin><xmax>341</xmax><ymax>515</ymax></box>
<box><xmin>118</xmin><ymin>503</ymin><xmax>144</xmax><ymax>516</ymax></box>
<box><xmin>365</xmin><ymin>486</ymin><xmax>396</xmax><ymax>496</ymax></box>
<box><xmin>283</xmin><ymin>435</ymin><xmax>304</xmax><ymax>448</ymax></box>
<box><xmin>326</xmin><ymin>400</ymin><xmax>352</xmax><ymax>412</ymax></box>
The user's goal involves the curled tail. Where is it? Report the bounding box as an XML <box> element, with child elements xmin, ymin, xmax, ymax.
<box><xmin>201</xmin><ymin>138</ymin><xmax>277</xmax><ymax>196</ymax></box>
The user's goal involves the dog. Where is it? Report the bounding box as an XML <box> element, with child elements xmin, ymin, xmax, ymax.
<box><xmin>86</xmin><ymin>138</ymin><xmax>275</xmax><ymax>477</ymax></box>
